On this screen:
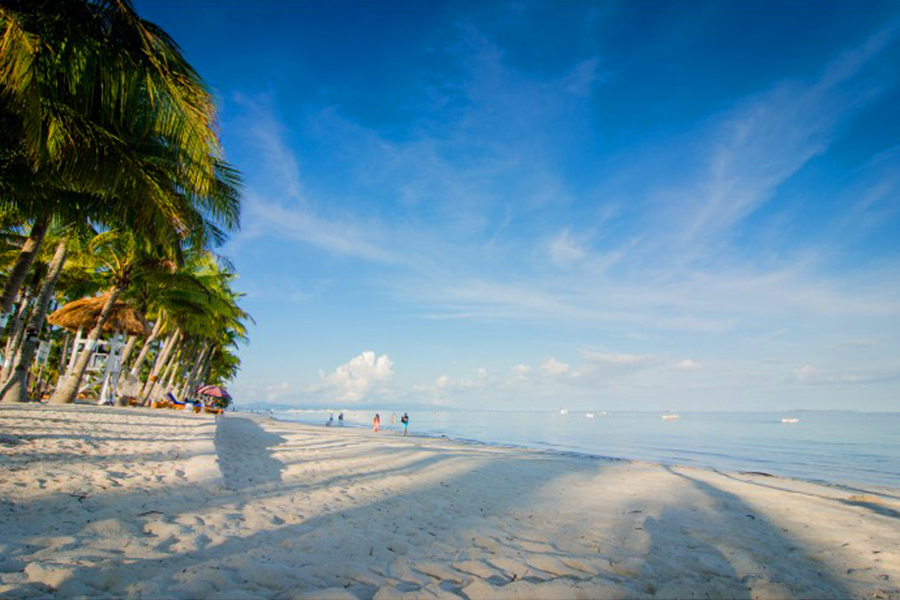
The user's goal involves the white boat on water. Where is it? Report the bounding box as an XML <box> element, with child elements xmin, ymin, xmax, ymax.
<box><xmin>781</xmin><ymin>417</ymin><xmax>800</xmax><ymax>423</ymax></box>
<box><xmin>662</xmin><ymin>413</ymin><xmax>680</xmax><ymax>421</ymax></box>
<box><xmin>559</xmin><ymin>408</ymin><xmax>569</xmax><ymax>415</ymax></box>
<box><xmin>585</xmin><ymin>412</ymin><xmax>595</xmax><ymax>419</ymax></box>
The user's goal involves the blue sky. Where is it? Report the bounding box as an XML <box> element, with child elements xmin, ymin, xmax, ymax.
<box><xmin>136</xmin><ymin>0</ymin><xmax>900</xmax><ymax>411</ymax></box>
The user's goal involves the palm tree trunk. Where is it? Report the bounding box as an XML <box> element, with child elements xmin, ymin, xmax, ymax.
<box><xmin>146</xmin><ymin>337</ymin><xmax>181</xmax><ymax>404</ymax></box>
<box><xmin>3</xmin><ymin>290</ymin><xmax>31</xmax><ymax>355</ymax></box>
<box><xmin>0</xmin><ymin>215</ymin><xmax>50</xmax><ymax>323</ymax></box>
<box><xmin>49</xmin><ymin>286</ymin><xmax>124</xmax><ymax>405</ymax></box>
<box><xmin>126</xmin><ymin>315</ymin><xmax>164</xmax><ymax>379</ymax></box>
<box><xmin>139</xmin><ymin>329</ymin><xmax>177</xmax><ymax>396</ymax></box>
<box><xmin>162</xmin><ymin>350</ymin><xmax>181</xmax><ymax>393</ymax></box>
<box><xmin>173</xmin><ymin>353</ymin><xmax>190</xmax><ymax>399</ymax></box>
<box><xmin>119</xmin><ymin>317</ymin><xmax>163</xmax><ymax>397</ymax></box>
<box><xmin>1</xmin><ymin>290</ymin><xmax>32</xmax><ymax>385</ymax></box>
<box><xmin>119</xmin><ymin>335</ymin><xmax>138</xmax><ymax>372</ymax></box>
<box><xmin>172</xmin><ymin>338</ymin><xmax>197</xmax><ymax>398</ymax></box>
<box><xmin>58</xmin><ymin>331</ymin><xmax>71</xmax><ymax>377</ymax></box>
<box><xmin>0</xmin><ymin>239</ymin><xmax>68</xmax><ymax>403</ymax></box>
<box><xmin>64</xmin><ymin>327</ymin><xmax>84</xmax><ymax>378</ymax></box>
<box><xmin>140</xmin><ymin>328</ymin><xmax>181</xmax><ymax>404</ymax></box>
<box><xmin>197</xmin><ymin>349</ymin><xmax>215</xmax><ymax>394</ymax></box>
<box><xmin>167</xmin><ymin>339</ymin><xmax>191</xmax><ymax>392</ymax></box>
<box><xmin>181</xmin><ymin>339</ymin><xmax>210</xmax><ymax>400</ymax></box>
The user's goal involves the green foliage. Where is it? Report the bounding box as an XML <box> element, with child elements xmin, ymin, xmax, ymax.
<box><xmin>0</xmin><ymin>0</ymin><xmax>251</xmax><ymax>392</ymax></box>
<box><xmin>0</xmin><ymin>0</ymin><xmax>241</xmax><ymax>250</ymax></box>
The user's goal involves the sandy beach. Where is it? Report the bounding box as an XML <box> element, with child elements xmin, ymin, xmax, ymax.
<box><xmin>1</xmin><ymin>405</ymin><xmax>898</xmax><ymax>599</ymax></box>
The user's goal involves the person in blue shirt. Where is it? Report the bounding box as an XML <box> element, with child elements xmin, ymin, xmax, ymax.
<box><xmin>401</xmin><ymin>413</ymin><xmax>409</xmax><ymax>436</ymax></box>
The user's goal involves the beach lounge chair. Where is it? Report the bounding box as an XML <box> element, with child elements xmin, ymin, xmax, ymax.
<box><xmin>166</xmin><ymin>392</ymin><xmax>186</xmax><ymax>410</ymax></box>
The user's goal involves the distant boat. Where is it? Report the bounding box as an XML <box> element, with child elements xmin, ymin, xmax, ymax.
<box><xmin>662</xmin><ymin>413</ymin><xmax>680</xmax><ymax>421</ymax></box>
<box><xmin>585</xmin><ymin>412</ymin><xmax>595</xmax><ymax>418</ymax></box>
<box><xmin>559</xmin><ymin>408</ymin><xmax>569</xmax><ymax>415</ymax></box>
<box><xmin>781</xmin><ymin>417</ymin><xmax>800</xmax><ymax>424</ymax></box>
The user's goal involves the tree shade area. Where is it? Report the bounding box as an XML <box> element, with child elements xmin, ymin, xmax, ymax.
<box><xmin>0</xmin><ymin>0</ymin><xmax>249</xmax><ymax>408</ymax></box>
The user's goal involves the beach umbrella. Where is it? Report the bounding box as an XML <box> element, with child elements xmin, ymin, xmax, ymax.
<box><xmin>196</xmin><ymin>385</ymin><xmax>231</xmax><ymax>399</ymax></box>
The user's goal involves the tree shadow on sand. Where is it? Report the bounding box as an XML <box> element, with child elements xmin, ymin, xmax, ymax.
<box><xmin>0</xmin><ymin>415</ymin><xmax>875</xmax><ymax>599</ymax></box>
<box><xmin>215</xmin><ymin>416</ymin><xmax>286</xmax><ymax>490</ymax></box>
<box><xmin>647</xmin><ymin>466</ymin><xmax>856</xmax><ymax>599</ymax></box>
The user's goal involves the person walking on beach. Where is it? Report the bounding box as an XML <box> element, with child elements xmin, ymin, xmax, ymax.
<box><xmin>373</xmin><ymin>413</ymin><xmax>381</xmax><ymax>432</ymax></box>
<box><xmin>391</xmin><ymin>412</ymin><xmax>397</xmax><ymax>426</ymax></box>
<box><xmin>401</xmin><ymin>412</ymin><xmax>409</xmax><ymax>436</ymax></box>
<box><xmin>338</xmin><ymin>412</ymin><xmax>344</xmax><ymax>426</ymax></box>
<box><xmin>326</xmin><ymin>413</ymin><xmax>333</xmax><ymax>427</ymax></box>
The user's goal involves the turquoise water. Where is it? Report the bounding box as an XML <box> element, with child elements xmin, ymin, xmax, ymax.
<box><xmin>270</xmin><ymin>409</ymin><xmax>900</xmax><ymax>490</ymax></box>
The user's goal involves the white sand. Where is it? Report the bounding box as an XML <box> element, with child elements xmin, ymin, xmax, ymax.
<box><xmin>1</xmin><ymin>405</ymin><xmax>898</xmax><ymax>599</ymax></box>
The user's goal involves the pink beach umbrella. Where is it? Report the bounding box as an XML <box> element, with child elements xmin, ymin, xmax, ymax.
<box><xmin>196</xmin><ymin>385</ymin><xmax>231</xmax><ymax>399</ymax></box>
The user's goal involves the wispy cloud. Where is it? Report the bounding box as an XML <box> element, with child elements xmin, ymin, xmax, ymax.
<box><xmin>229</xmin><ymin>94</ymin><xmax>397</xmax><ymax>263</ymax></box>
<box><xmin>657</xmin><ymin>23</ymin><xmax>900</xmax><ymax>259</ymax></box>
<box><xmin>222</xmin><ymin>15</ymin><xmax>900</xmax><ymax>411</ymax></box>
<box><xmin>242</xmin><ymin>192</ymin><xmax>396</xmax><ymax>262</ymax></box>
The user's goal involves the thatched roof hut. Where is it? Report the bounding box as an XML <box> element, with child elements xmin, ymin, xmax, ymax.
<box><xmin>48</xmin><ymin>293</ymin><xmax>150</xmax><ymax>336</ymax></box>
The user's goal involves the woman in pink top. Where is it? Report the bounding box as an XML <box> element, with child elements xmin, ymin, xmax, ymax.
<box><xmin>373</xmin><ymin>413</ymin><xmax>381</xmax><ymax>432</ymax></box>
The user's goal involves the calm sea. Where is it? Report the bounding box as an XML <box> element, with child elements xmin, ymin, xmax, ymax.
<box><xmin>269</xmin><ymin>409</ymin><xmax>900</xmax><ymax>490</ymax></box>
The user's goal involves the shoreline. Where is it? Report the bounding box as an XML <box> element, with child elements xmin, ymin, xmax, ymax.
<box><xmin>265</xmin><ymin>410</ymin><xmax>900</xmax><ymax>494</ymax></box>
<box><xmin>1</xmin><ymin>404</ymin><xmax>899</xmax><ymax>599</ymax></box>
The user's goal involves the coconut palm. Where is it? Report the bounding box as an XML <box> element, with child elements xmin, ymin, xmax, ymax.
<box><xmin>1</xmin><ymin>1</ymin><xmax>247</xmax><ymax>403</ymax></box>
<box><xmin>138</xmin><ymin>253</ymin><xmax>250</xmax><ymax>404</ymax></box>
<box><xmin>0</xmin><ymin>0</ymin><xmax>244</xmax><ymax>404</ymax></box>
<box><xmin>0</xmin><ymin>0</ymin><xmax>238</xmax><ymax>317</ymax></box>
<box><xmin>0</xmin><ymin>228</ymin><xmax>70</xmax><ymax>402</ymax></box>
<box><xmin>47</xmin><ymin>228</ymin><xmax>194</xmax><ymax>404</ymax></box>
<box><xmin>0</xmin><ymin>221</ymin><xmax>55</xmax><ymax>385</ymax></box>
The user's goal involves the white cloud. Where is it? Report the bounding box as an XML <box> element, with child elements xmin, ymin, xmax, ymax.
<box><xmin>793</xmin><ymin>364</ymin><xmax>818</xmax><ymax>382</ymax></box>
<box><xmin>541</xmin><ymin>357</ymin><xmax>571</xmax><ymax>377</ymax></box>
<box><xmin>675</xmin><ymin>359</ymin><xmax>701</xmax><ymax>372</ymax></box>
<box><xmin>512</xmin><ymin>364</ymin><xmax>532</xmax><ymax>380</ymax></box>
<box><xmin>264</xmin><ymin>382</ymin><xmax>292</xmax><ymax>402</ymax></box>
<box><xmin>321</xmin><ymin>351</ymin><xmax>394</xmax><ymax>402</ymax></box>
<box><xmin>433</xmin><ymin>368</ymin><xmax>493</xmax><ymax>391</ymax></box>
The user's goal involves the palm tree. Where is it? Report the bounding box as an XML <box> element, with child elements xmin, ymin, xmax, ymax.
<box><xmin>0</xmin><ymin>229</ymin><xmax>69</xmax><ymax>402</ymax></box>
<box><xmin>0</xmin><ymin>0</ymin><xmax>239</xmax><ymax>318</ymax></box>
<box><xmin>48</xmin><ymin>228</ymin><xmax>193</xmax><ymax>404</ymax></box>
<box><xmin>1</xmin><ymin>1</ymin><xmax>247</xmax><ymax>404</ymax></box>
<box><xmin>137</xmin><ymin>253</ymin><xmax>250</xmax><ymax>404</ymax></box>
<box><xmin>0</xmin><ymin>0</ymin><xmax>244</xmax><ymax>404</ymax></box>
